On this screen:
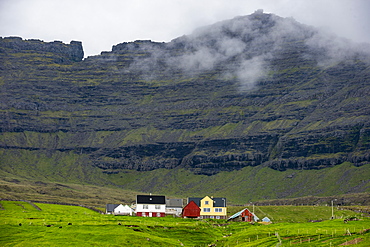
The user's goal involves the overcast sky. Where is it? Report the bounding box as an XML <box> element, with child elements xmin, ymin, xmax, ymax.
<box><xmin>1</xmin><ymin>0</ymin><xmax>369</xmax><ymax>57</ymax></box>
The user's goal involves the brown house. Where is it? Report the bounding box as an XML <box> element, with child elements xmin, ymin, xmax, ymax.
<box><xmin>182</xmin><ymin>200</ymin><xmax>201</xmax><ymax>218</ymax></box>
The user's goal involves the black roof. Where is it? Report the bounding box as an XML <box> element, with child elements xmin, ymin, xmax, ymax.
<box><xmin>137</xmin><ymin>195</ymin><xmax>166</xmax><ymax>204</ymax></box>
<box><xmin>188</xmin><ymin>197</ymin><xmax>226</xmax><ymax>207</ymax></box>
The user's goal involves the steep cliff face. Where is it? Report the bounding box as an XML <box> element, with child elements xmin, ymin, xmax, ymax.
<box><xmin>0</xmin><ymin>36</ymin><xmax>83</xmax><ymax>62</ymax></box>
<box><xmin>0</xmin><ymin>12</ymin><xmax>370</xmax><ymax>178</ymax></box>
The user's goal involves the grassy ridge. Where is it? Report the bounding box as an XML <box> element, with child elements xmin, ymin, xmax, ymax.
<box><xmin>1</xmin><ymin>201</ymin><xmax>369</xmax><ymax>246</ymax></box>
<box><xmin>1</xmin><ymin>159</ymin><xmax>369</xmax><ymax>206</ymax></box>
<box><xmin>0</xmin><ymin>177</ymin><xmax>139</xmax><ymax>207</ymax></box>
<box><xmin>106</xmin><ymin>162</ymin><xmax>370</xmax><ymax>204</ymax></box>
<box><xmin>0</xmin><ymin>149</ymin><xmax>104</xmax><ymax>184</ymax></box>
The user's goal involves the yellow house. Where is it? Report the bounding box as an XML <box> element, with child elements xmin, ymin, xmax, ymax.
<box><xmin>187</xmin><ymin>196</ymin><xmax>227</xmax><ymax>219</ymax></box>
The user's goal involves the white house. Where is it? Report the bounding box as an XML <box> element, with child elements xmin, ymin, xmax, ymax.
<box><xmin>114</xmin><ymin>204</ymin><xmax>134</xmax><ymax>215</ymax></box>
<box><xmin>166</xmin><ymin>198</ymin><xmax>183</xmax><ymax>216</ymax></box>
<box><xmin>136</xmin><ymin>194</ymin><xmax>166</xmax><ymax>217</ymax></box>
<box><xmin>262</xmin><ymin>216</ymin><xmax>272</xmax><ymax>223</ymax></box>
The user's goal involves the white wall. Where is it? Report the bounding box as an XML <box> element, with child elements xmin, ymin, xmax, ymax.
<box><xmin>114</xmin><ymin>205</ymin><xmax>133</xmax><ymax>215</ymax></box>
<box><xmin>136</xmin><ymin>204</ymin><xmax>166</xmax><ymax>213</ymax></box>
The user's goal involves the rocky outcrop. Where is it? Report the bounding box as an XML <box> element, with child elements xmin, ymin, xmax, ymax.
<box><xmin>0</xmin><ymin>36</ymin><xmax>83</xmax><ymax>62</ymax></box>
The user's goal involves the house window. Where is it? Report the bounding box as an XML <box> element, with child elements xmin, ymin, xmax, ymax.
<box><xmin>155</xmin><ymin>205</ymin><xmax>160</xmax><ymax>210</ymax></box>
<box><xmin>143</xmin><ymin>205</ymin><xmax>148</xmax><ymax>209</ymax></box>
<box><xmin>215</xmin><ymin>208</ymin><xmax>222</xmax><ymax>212</ymax></box>
<box><xmin>203</xmin><ymin>208</ymin><xmax>210</xmax><ymax>212</ymax></box>
<box><xmin>205</xmin><ymin>201</ymin><xmax>209</xmax><ymax>205</ymax></box>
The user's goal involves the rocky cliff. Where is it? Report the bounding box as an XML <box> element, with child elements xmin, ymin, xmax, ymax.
<box><xmin>1</xmin><ymin>11</ymin><xmax>370</xmax><ymax>178</ymax></box>
<box><xmin>0</xmin><ymin>36</ymin><xmax>83</xmax><ymax>62</ymax></box>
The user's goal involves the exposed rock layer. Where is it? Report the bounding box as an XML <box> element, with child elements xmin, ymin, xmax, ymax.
<box><xmin>1</xmin><ymin>12</ymin><xmax>370</xmax><ymax>176</ymax></box>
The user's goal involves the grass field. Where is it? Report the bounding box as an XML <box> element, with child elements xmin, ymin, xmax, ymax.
<box><xmin>1</xmin><ymin>200</ymin><xmax>370</xmax><ymax>246</ymax></box>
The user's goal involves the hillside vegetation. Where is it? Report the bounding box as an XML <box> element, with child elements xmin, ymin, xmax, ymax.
<box><xmin>1</xmin><ymin>201</ymin><xmax>370</xmax><ymax>246</ymax></box>
<box><xmin>0</xmin><ymin>11</ymin><xmax>370</xmax><ymax>202</ymax></box>
<box><xmin>1</xmin><ymin>162</ymin><xmax>369</xmax><ymax>206</ymax></box>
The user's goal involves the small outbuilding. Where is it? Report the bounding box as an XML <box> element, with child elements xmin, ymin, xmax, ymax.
<box><xmin>262</xmin><ymin>217</ymin><xmax>271</xmax><ymax>223</ymax></box>
<box><xmin>182</xmin><ymin>200</ymin><xmax>201</xmax><ymax>218</ymax></box>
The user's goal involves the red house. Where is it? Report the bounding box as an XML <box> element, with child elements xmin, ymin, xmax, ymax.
<box><xmin>240</xmin><ymin>208</ymin><xmax>255</xmax><ymax>222</ymax></box>
<box><xmin>182</xmin><ymin>200</ymin><xmax>200</xmax><ymax>218</ymax></box>
<box><xmin>227</xmin><ymin>208</ymin><xmax>259</xmax><ymax>222</ymax></box>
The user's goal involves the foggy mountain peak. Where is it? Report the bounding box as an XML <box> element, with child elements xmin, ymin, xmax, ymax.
<box><xmin>172</xmin><ymin>10</ymin><xmax>365</xmax><ymax>58</ymax></box>
<box><xmin>105</xmin><ymin>11</ymin><xmax>369</xmax><ymax>91</ymax></box>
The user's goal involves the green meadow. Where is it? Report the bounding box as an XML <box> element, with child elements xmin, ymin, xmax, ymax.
<box><xmin>1</xmin><ymin>201</ymin><xmax>370</xmax><ymax>246</ymax></box>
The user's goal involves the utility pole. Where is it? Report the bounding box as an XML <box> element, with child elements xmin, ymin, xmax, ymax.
<box><xmin>331</xmin><ymin>199</ymin><xmax>337</xmax><ymax>219</ymax></box>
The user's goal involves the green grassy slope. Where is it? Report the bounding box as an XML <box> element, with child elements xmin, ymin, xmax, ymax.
<box><xmin>106</xmin><ymin>162</ymin><xmax>370</xmax><ymax>204</ymax></box>
<box><xmin>1</xmin><ymin>157</ymin><xmax>369</xmax><ymax>205</ymax></box>
<box><xmin>0</xmin><ymin>201</ymin><xmax>222</xmax><ymax>246</ymax></box>
<box><xmin>1</xmin><ymin>201</ymin><xmax>369</xmax><ymax>246</ymax></box>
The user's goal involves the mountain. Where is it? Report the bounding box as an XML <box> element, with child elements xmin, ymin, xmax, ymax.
<box><xmin>1</xmin><ymin>11</ymin><xmax>369</xmax><ymax>203</ymax></box>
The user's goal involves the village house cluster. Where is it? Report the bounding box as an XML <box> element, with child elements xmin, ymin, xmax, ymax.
<box><xmin>106</xmin><ymin>194</ymin><xmax>227</xmax><ymax>219</ymax></box>
<box><xmin>106</xmin><ymin>194</ymin><xmax>272</xmax><ymax>223</ymax></box>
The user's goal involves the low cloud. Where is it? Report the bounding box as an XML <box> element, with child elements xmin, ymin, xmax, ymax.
<box><xmin>162</xmin><ymin>11</ymin><xmax>312</xmax><ymax>90</ymax></box>
<box><xmin>236</xmin><ymin>56</ymin><xmax>267</xmax><ymax>91</ymax></box>
<box><xmin>123</xmin><ymin>11</ymin><xmax>369</xmax><ymax>91</ymax></box>
<box><xmin>305</xmin><ymin>30</ymin><xmax>370</xmax><ymax>66</ymax></box>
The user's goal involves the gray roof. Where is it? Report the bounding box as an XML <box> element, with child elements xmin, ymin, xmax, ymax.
<box><xmin>188</xmin><ymin>197</ymin><xmax>202</xmax><ymax>206</ymax></box>
<box><xmin>166</xmin><ymin>198</ymin><xmax>183</xmax><ymax>208</ymax></box>
<box><xmin>106</xmin><ymin>204</ymin><xmax>120</xmax><ymax>212</ymax></box>
<box><xmin>213</xmin><ymin>198</ymin><xmax>227</xmax><ymax>207</ymax></box>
